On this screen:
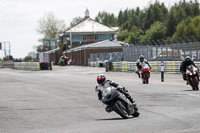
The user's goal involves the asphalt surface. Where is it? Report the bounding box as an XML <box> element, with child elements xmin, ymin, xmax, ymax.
<box><xmin>0</xmin><ymin>66</ymin><xmax>200</xmax><ymax>133</ymax></box>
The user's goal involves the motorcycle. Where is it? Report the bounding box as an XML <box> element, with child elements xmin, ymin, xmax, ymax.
<box><xmin>101</xmin><ymin>86</ymin><xmax>140</xmax><ymax>119</ymax></box>
<box><xmin>141</xmin><ymin>63</ymin><xmax>150</xmax><ymax>84</ymax></box>
<box><xmin>186</xmin><ymin>65</ymin><xmax>199</xmax><ymax>91</ymax></box>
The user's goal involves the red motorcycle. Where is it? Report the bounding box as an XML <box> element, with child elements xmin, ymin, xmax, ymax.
<box><xmin>141</xmin><ymin>63</ymin><xmax>150</xmax><ymax>84</ymax></box>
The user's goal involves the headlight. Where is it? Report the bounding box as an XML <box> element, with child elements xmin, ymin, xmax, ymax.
<box><xmin>190</xmin><ymin>73</ymin><xmax>193</xmax><ymax>75</ymax></box>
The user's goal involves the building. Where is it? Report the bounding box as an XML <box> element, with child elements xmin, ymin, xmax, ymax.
<box><xmin>37</xmin><ymin>38</ymin><xmax>59</xmax><ymax>64</ymax></box>
<box><xmin>64</xmin><ymin>40</ymin><xmax>123</xmax><ymax>66</ymax></box>
<box><xmin>60</xmin><ymin>9</ymin><xmax>119</xmax><ymax>49</ymax></box>
<box><xmin>60</xmin><ymin>9</ymin><xmax>122</xmax><ymax>66</ymax></box>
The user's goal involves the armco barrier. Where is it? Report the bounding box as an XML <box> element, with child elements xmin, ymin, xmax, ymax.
<box><xmin>165</xmin><ymin>61</ymin><xmax>177</xmax><ymax>73</ymax></box>
<box><xmin>0</xmin><ymin>61</ymin><xmax>2</xmax><ymax>68</ymax></box>
<box><xmin>121</xmin><ymin>61</ymin><xmax>128</xmax><ymax>72</ymax></box>
<box><xmin>14</xmin><ymin>62</ymin><xmax>40</xmax><ymax>71</ymax></box>
<box><xmin>89</xmin><ymin>61</ymin><xmax>200</xmax><ymax>73</ymax></box>
<box><xmin>2</xmin><ymin>61</ymin><xmax>14</xmax><ymax>68</ymax></box>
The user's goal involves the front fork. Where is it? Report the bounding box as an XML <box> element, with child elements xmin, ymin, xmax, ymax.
<box><xmin>141</xmin><ymin>72</ymin><xmax>150</xmax><ymax>79</ymax></box>
<box><xmin>187</xmin><ymin>73</ymin><xmax>199</xmax><ymax>85</ymax></box>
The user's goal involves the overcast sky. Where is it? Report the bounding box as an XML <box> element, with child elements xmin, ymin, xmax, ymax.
<box><xmin>0</xmin><ymin>0</ymin><xmax>186</xmax><ymax>58</ymax></box>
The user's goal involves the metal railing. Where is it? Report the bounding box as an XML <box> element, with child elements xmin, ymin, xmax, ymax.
<box><xmin>123</xmin><ymin>36</ymin><xmax>200</xmax><ymax>62</ymax></box>
<box><xmin>123</xmin><ymin>42</ymin><xmax>200</xmax><ymax>62</ymax></box>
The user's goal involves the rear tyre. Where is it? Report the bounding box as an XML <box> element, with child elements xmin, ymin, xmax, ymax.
<box><xmin>112</xmin><ymin>101</ymin><xmax>129</xmax><ymax>119</ymax></box>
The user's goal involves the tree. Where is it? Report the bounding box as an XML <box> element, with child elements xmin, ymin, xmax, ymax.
<box><xmin>141</xmin><ymin>21</ymin><xmax>167</xmax><ymax>42</ymax></box>
<box><xmin>117</xmin><ymin>10</ymin><xmax>123</xmax><ymax>26</ymax></box>
<box><xmin>117</xmin><ymin>29</ymin><xmax>129</xmax><ymax>42</ymax></box>
<box><xmin>126</xmin><ymin>26</ymin><xmax>144</xmax><ymax>43</ymax></box>
<box><xmin>173</xmin><ymin>16</ymin><xmax>200</xmax><ymax>38</ymax></box>
<box><xmin>166</xmin><ymin>0</ymin><xmax>200</xmax><ymax>37</ymax></box>
<box><xmin>172</xmin><ymin>20</ymin><xmax>186</xmax><ymax>38</ymax></box>
<box><xmin>143</xmin><ymin>1</ymin><xmax>168</xmax><ymax>30</ymax></box>
<box><xmin>70</xmin><ymin>16</ymin><xmax>83</xmax><ymax>27</ymax></box>
<box><xmin>95</xmin><ymin>11</ymin><xmax>117</xmax><ymax>26</ymax></box>
<box><xmin>14</xmin><ymin>58</ymin><xmax>22</xmax><ymax>62</ymax></box>
<box><xmin>37</xmin><ymin>12</ymin><xmax>66</xmax><ymax>38</ymax></box>
<box><xmin>23</xmin><ymin>56</ymin><xmax>33</xmax><ymax>62</ymax></box>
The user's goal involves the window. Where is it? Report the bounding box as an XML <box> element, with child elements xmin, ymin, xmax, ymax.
<box><xmin>44</xmin><ymin>40</ymin><xmax>50</xmax><ymax>46</ymax></box>
<box><xmin>72</xmin><ymin>35</ymin><xmax>82</xmax><ymax>42</ymax></box>
<box><xmin>95</xmin><ymin>35</ymin><xmax>98</xmax><ymax>41</ymax></box>
<box><xmin>82</xmin><ymin>35</ymin><xmax>87</xmax><ymax>41</ymax></box>
<box><xmin>99</xmin><ymin>34</ymin><xmax>112</xmax><ymax>40</ymax></box>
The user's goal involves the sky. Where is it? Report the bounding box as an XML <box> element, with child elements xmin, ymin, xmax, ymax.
<box><xmin>0</xmin><ymin>0</ymin><xmax>185</xmax><ymax>58</ymax></box>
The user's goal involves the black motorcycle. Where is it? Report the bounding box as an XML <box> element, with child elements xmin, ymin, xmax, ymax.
<box><xmin>186</xmin><ymin>64</ymin><xmax>199</xmax><ymax>91</ymax></box>
<box><xmin>101</xmin><ymin>86</ymin><xmax>140</xmax><ymax>119</ymax></box>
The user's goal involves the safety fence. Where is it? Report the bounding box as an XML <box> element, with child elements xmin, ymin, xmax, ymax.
<box><xmin>89</xmin><ymin>61</ymin><xmax>200</xmax><ymax>74</ymax></box>
<box><xmin>14</xmin><ymin>62</ymin><xmax>40</xmax><ymax>71</ymax></box>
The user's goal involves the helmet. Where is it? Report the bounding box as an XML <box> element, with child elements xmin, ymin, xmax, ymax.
<box><xmin>97</xmin><ymin>74</ymin><xmax>106</xmax><ymax>85</ymax></box>
<box><xmin>185</xmin><ymin>56</ymin><xmax>191</xmax><ymax>62</ymax></box>
<box><xmin>139</xmin><ymin>55</ymin><xmax>144</xmax><ymax>62</ymax></box>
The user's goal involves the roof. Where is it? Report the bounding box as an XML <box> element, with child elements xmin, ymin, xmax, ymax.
<box><xmin>65</xmin><ymin>18</ymin><xmax>117</xmax><ymax>34</ymax></box>
<box><xmin>63</xmin><ymin>40</ymin><xmax>123</xmax><ymax>53</ymax></box>
<box><xmin>111</xmin><ymin>27</ymin><xmax>120</xmax><ymax>31</ymax></box>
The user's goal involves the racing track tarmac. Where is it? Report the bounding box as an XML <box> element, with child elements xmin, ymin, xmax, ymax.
<box><xmin>0</xmin><ymin>66</ymin><xmax>200</xmax><ymax>133</ymax></box>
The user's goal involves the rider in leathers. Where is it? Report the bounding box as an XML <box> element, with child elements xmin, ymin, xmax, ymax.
<box><xmin>95</xmin><ymin>74</ymin><xmax>136</xmax><ymax>113</ymax></box>
<box><xmin>135</xmin><ymin>55</ymin><xmax>151</xmax><ymax>78</ymax></box>
<box><xmin>180</xmin><ymin>56</ymin><xmax>199</xmax><ymax>82</ymax></box>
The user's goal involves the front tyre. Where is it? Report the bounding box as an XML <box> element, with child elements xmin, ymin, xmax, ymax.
<box><xmin>145</xmin><ymin>74</ymin><xmax>149</xmax><ymax>84</ymax></box>
<box><xmin>112</xmin><ymin>101</ymin><xmax>129</xmax><ymax>119</ymax></box>
<box><xmin>132</xmin><ymin>105</ymin><xmax>140</xmax><ymax>117</ymax></box>
<box><xmin>192</xmin><ymin>76</ymin><xmax>199</xmax><ymax>91</ymax></box>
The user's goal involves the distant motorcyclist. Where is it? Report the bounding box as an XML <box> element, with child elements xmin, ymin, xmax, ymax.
<box><xmin>135</xmin><ymin>55</ymin><xmax>151</xmax><ymax>78</ymax></box>
<box><xmin>95</xmin><ymin>74</ymin><xmax>136</xmax><ymax>113</ymax></box>
<box><xmin>180</xmin><ymin>56</ymin><xmax>199</xmax><ymax>82</ymax></box>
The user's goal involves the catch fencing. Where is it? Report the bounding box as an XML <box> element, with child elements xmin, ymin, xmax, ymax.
<box><xmin>123</xmin><ymin>42</ymin><xmax>200</xmax><ymax>62</ymax></box>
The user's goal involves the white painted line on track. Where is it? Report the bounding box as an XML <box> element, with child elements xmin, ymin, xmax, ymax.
<box><xmin>178</xmin><ymin>92</ymin><xmax>200</xmax><ymax>98</ymax></box>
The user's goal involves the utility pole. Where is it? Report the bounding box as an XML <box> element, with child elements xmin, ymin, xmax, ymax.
<box><xmin>0</xmin><ymin>42</ymin><xmax>11</xmax><ymax>60</ymax></box>
<box><xmin>4</xmin><ymin>42</ymin><xmax>6</xmax><ymax>59</ymax></box>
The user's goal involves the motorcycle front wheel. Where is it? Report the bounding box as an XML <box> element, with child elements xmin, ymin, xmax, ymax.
<box><xmin>192</xmin><ymin>76</ymin><xmax>199</xmax><ymax>91</ymax></box>
<box><xmin>112</xmin><ymin>101</ymin><xmax>129</xmax><ymax>119</ymax></box>
<box><xmin>145</xmin><ymin>73</ymin><xmax>149</xmax><ymax>84</ymax></box>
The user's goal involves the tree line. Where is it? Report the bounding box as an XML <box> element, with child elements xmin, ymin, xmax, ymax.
<box><xmin>94</xmin><ymin>0</ymin><xmax>200</xmax><ymax>44</ymax></box>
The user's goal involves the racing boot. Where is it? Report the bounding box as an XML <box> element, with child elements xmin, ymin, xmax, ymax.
<box><xmin>138</xmin><ymin>73</ymin><xmax>141</xmax><ymax>78</ymax></box>
<box><xmin>105</xmin><ymin>105</ymin><xmax>112</xmax><ymax>113</ymax></box>
<box><xmin>135</xmin><ymin>70</ymin><xmax>140</xmax><ymax>78</ymax></box>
